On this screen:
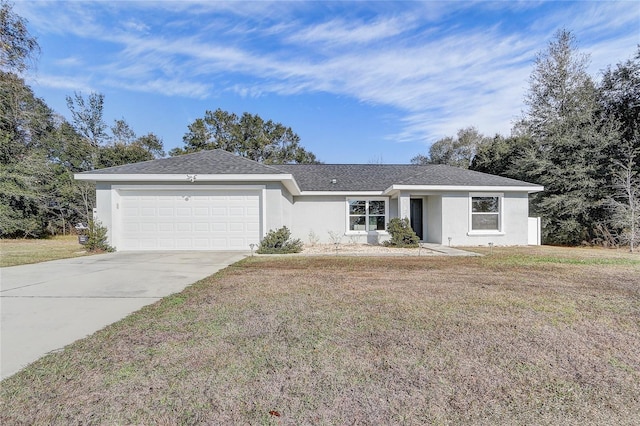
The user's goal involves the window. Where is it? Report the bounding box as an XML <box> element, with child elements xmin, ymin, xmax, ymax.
<box><xmin>471</xmin><ymin>195</ymin><xmax>501</xmax><ymax>231</ymax></box>
<box><xmin>348</xmin><ymin>199</ymin><xmax>387</xmax><ymax>232</ymax></box>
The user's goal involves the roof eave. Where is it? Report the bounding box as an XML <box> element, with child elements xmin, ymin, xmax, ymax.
<box><xmin>383</xmin><ymin>184</ymin><xmax>544</xmax><ymax>196</ymax></box>
<box><xmin>74</xmin><ymin>173</ymin><xmax>302</xmax><ymax>195</ymax></box>
<box><xmin>297</xmin><ymin>191</ymin><xmax>385</xmax><ymax>196</ymax></box>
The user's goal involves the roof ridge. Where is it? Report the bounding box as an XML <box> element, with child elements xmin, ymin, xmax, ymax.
<box><xmin>211</xmin><ymin>149</ymin><xmax>286</xmax><ymax>174</ymax></box>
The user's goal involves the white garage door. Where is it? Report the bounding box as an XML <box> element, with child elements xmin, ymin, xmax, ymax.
<box><xmin>118</xmin><ymin>189</ymin><xmax>261</xmax><ymax>250</ymax></box>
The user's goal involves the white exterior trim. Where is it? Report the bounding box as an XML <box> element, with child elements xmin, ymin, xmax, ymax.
<box><xmin>345</xmin><ymin>196</ymin><xmax>390</xmax><ymax>235</ymax></box>
<box><xmin>384</xmin><ymin>184</ymin><xmax>543</xmax><ymax>195</ymax></box>
<box><xmin>76</xmin><ymin>173</ymin><xmax>301</xmax><ymax>196</ymax></box>
<box><xmin>300</xmin><ymin>191</ymin><xmax>384</xmax><ymax>196</ymax></box>
<box><xmin>467</xmin><ymin>192</ymin><xmax>504</xmax><ymax>235</ymax></box>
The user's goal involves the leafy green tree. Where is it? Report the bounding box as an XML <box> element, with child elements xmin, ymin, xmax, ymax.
<box><xmin>66</xmin><ymin>91</ymin><xmax>107</xmax><ymax>151</ymax></box>
<box><xmin>133</xmin><ymin>132</ymin><xmax>165</xmax><ymax>159</ymax></box>
<box><xmin>110</xmin><ymin>118</ymin><xmax>136</xmax><ymax>145</ymax></box>
<box><xmin>411</xmin><ymin>126</ymin><xmax>489</xmax><ymax>169</ymax></box>
<box><xmin>171</xmin><ymin>108</ymin><xmax>319</xmax><ymax>164</ymax></box>
<box><xmin>513</xmin><ymin>30</ymin><xmax>617</xmax><ymax>245</ymax></box>
<box><xmin>0</xmin><ymin>0</ymin><xmax>39</xmax><ymax>74</ymax></box>
<box><xmin>98</xmin><ymin>119</ymin><xmax>165</xmax><ymax>168</ymax></box>
<box><xmin>471</xmin><ymin>134</ymin><xmax>533</xmax><ymax>177</ymax></box>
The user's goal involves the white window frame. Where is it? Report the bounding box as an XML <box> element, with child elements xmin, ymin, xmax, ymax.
<box><xmin>346</xmin><ymin>197</ymin><xmax>389</xmax><ymax>234</ymax></box>
<box><xmin>468</xmin><ymin>192</ymin><xmax>505</xmax><ymax>235</ymax></box>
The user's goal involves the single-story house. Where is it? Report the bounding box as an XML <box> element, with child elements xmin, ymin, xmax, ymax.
<box><xmin>75</xmin><ymin>149</ymin><xmax>544</xmax><ymax>251</ymax></box>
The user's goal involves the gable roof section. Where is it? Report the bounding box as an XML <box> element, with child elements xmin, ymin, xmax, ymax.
<box><xmin>276</xmin><ymin>163</ymin><xmax>541</xmax><ymax>193</ymax></box>
<box><xmin>79</xmin><ymin>149</ymin><xmax>286</xmax><ymax>175</ymax></box>
<box><xmin>75</xmin><ymin>149</ymin><xmax>543</xmax><ymax>194</ymax></box>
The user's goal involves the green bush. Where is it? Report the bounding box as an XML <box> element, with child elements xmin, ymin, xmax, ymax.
<box><xmin>257</xmin><ymin>226</ymin><xmax>303</xmax><ymax>254</ymax></box>
<box><xmin>384</xmin><ymin>217</ymin><xmax>419</xmax><ymax>248</ymax></box>
<box><xmin>84</xmin><ymin>220</ymin><xmax>115</xmax><ymax>252</ymax></box>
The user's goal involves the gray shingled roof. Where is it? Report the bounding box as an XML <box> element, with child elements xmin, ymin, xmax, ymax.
<box><xmin>275</xmin><ymin>164</ymin><xmax>424</xmax><ymax>191</ymax></box>
<box><xmin>81</xmin><ymin>149</ymin><xmax>286</xmax><ymax>175</ymax></box>
<box><xmin>81</xmin><ymin>149</ymin><xmax>540</xmax><ymax>191</ymax></box>
<box><xmin>276</xmin><ymin>163</ymin><xmax>539</xmax><ymax>191</ymax></box>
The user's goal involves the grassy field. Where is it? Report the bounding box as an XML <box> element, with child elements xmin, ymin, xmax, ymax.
<box><xmin>0</xmin><ymin>235</ymin><xmax>91</xmax><ymax>267</ymax></box>
<box><xmin>1</xmin><ymin>246</ymin><xmax>639</xmax><ymax>424</ymax></box>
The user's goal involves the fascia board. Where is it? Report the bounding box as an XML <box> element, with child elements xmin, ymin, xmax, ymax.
<box><xmin>383</xmin><ymin>184</ymin><xmax>544</xmax><ymax>195</ymax></box>
<box><xmin>297</xmin><ymin>191</ymin><xmax>385</xmax><ymax>196</ymax></box>
<box><xmin>74</xmin><ymin>173</ymin><xmax>302</xmax><ymax>195</ymax></box>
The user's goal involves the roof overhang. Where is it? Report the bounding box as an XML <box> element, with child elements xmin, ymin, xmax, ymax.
<box><xmin>297</xmin><ymin>191</ymin><xmax>385</xmax><ymax>196</ymax></box>
<box><xmin>383</xmin><ymin>184</ymin><xmax>544</xmax><ymax>196</ymax></box>
<box><xmin>74</xmin><ymin>173</ymin><xmax>302</xmax><ymax>196</ymax></box>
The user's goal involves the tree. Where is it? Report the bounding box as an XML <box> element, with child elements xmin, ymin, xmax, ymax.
<box><xmin>133</xmin><ymin>132</ymin><xmax>165</xmax><ymax>159</ymax></box>
<box><xmin>606</xmin><ymin>139</ymin><xmax>640</xmax><ymax>252</ymax></box>
<box><xmin>110</xmin><ymin>118</ymin><xmax>136</xmax><ymax>145</ymax></box>
<box><xmin>411</xmin><ymin>126</ymin><xmax>488</xmax><ymax>168</ymax></box>
<box><xmin>66</xmin><ymin>91</ymin><xmax>108</xmax><ymax>149</ymax></box>
<box><xmin>514</xmin><ymin>30</ymin><xmax>617</xmax><ymax>245</ymax></box>
<box><xmin>471</xmin><ymin>134</ymin><xmax>533</xmax><ymax>177</ymax></box>
<box><xmin>599</xmin><ymin>47</ymin><xmax>640</xmax><ymax>174</ymax></box>
<box><xmin>0</xmin><ymin>0</ymin><xmax>39</xmax><ymax>74</ymax></box>
<box><xmin>98</xmin><ymin>119</ymin><xmax>165</xmax><ymax>168</ymax></box>
<box><xmin>171</xmin><ymin>108</ymin><xmax>319</xmax><ymax>164</ymax></box>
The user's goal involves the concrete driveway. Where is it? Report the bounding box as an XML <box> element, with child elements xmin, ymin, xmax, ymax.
<box><xmin>0</xmin><ymin>251</ymin><xmax>247</xmax><ymax>380</ymax></box>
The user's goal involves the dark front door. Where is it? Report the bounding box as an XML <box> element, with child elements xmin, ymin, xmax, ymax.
<box><xmin>410</xmin><ymin>198</ymin><xmax>423</xmax><ymax>240</ymax></box>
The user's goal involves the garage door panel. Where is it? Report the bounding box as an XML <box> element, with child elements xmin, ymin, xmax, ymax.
<box><xmin>140</xmin><ymin>223</ymin><xmax>157</xmax><ymax>232</ymax></box>
<box><xmin>118</xmin><ymin>189</ymin><xmax>260</xmax><ymax>251</ymax></box>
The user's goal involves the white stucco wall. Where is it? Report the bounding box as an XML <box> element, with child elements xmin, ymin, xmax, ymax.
<box><xmin>440</xmin><ymin>192</ymin><xmax>530</xmax><ymax>246</ymax></box>
<box><xmin>95</xmin><ymin>182</ymin><xmax>114</xmax><ymax>243</ymax></box>
<box><xmin>290</xmin><ymin>195</ymin><xmax>346</xmax><ymax>244</ymax></box>
<box><xmin>289</xmin><ymin>195</ymin><xmax>392</xmax><ymax>245</ymax></box>
<box><xmin>426</xmin><ymin>195</ymin><xmax>442</xmax><ymax>244</ymax></box>
<box><xmin>264</xmin><ymin>183</ymin><xmax>292</xmax><ymax>233</ymax></box>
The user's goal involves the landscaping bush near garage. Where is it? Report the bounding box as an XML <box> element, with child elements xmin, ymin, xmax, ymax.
<box><xmin>1</xmin><ymin>246</ymin><xmax>639</xmax><ymax>425</ymax></box>
<box><xmin>257</xmin><ymin>226</ymin><xmax>303</xmax><ymax>254</ymax></box>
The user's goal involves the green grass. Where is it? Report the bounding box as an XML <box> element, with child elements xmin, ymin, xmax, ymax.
<box><xmin>0</xmin><ymin>235</ymin><xmax>92</xmax><ymax>267</ymax></box>
<box><xmin>1</xmin><ymin>247</ymin><xmax>639</xmax><ymax>424</ymax></box>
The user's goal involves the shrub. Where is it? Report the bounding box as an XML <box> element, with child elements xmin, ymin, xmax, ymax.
<box><xmin>84</xmin><ymin>220</ymin><xmax>115</xmax><ymax>252</ymax></box>
<box><xmin>257</xmin><ymin>226</ymin><xmax>303</xmax><ymax>254</ymax></box>
<box><xmin>384</xmin><ymin>217</ymin><xmax>419</xmax><ymax>248</ymax></box>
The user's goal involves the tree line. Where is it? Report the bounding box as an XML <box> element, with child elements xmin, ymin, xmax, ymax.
<box><xmin>412</xmin><ymin>31</ymin><xmax>639</xmax><ymax>249</ymax></box>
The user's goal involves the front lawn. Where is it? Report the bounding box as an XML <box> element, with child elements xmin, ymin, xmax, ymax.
<box><xmin>1</xmin><ymin>247</ymin><xmax>639</xmax><ymax>424</ymax></box>
<box><xmin>0</xmin><ymin>235</ymin><xmax>91</xmax><ymax>267</ymax></box>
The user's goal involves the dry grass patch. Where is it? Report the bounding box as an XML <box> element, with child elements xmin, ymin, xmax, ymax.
<box><xmin>1</xmin><ymin>248</ymin><xmax>639</xmax><ymax>425</ymax></box>
<box><xmin>0</xmin><ymin>235</ymin><xmax>91</xmax><ymax>267</ymax></box>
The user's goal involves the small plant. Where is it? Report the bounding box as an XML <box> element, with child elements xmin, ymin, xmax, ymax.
<box><xmin>327</xmin><ymin>230</ymin><xmax>342</xmax><ymax>245</ymax></box>
<box><xmin>85</xmin><ymin>220</ymin><xmax>115</xmax><ymax>252</ymax></box>
<box><xmin>384</xmin><ymin>217</ymin><xmax>419</xmax><ymax>248</ymax></box>
<box><xmin>308</xmin><ymin>230</ymin><xmax>320</xmax><ymax>246</ymax></box>
<box><xmin>257</xmin><ymin>226</ymin><xmax>303</xmax><ymax>254</ymax></box>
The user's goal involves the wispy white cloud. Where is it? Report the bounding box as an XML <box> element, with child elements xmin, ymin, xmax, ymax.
<box><xmin>29</xmin><ymin>73</ymin><xmax>94</xmax><ymax>93</ymax></box>
<box><xmin>288</xmin><ymin>16</ymin><xmax>414</xmax><ymax>46</ymax></box>
<box><xmin>19</xmin><ymin>0</ymin><xmax>640</xmax><ymax>153</ymax></box>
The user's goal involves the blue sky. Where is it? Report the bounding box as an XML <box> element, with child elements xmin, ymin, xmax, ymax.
<box><xmin>16</xmin><ymin>1</ymin><xmax>640</xmax><ymax>164</ymax></box>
